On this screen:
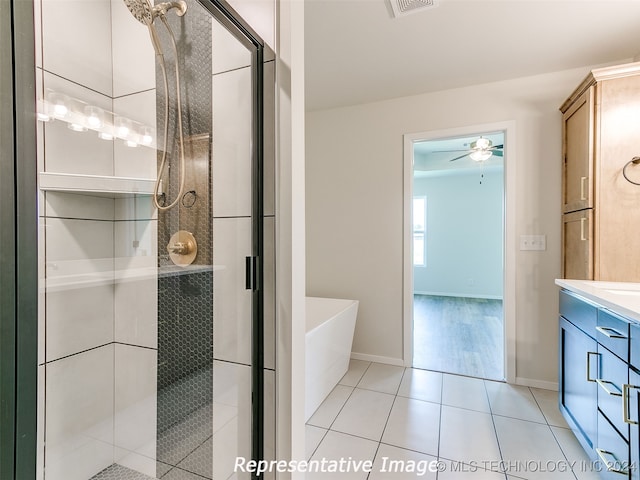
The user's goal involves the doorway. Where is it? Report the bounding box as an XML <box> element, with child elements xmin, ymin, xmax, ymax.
<box><xmin>403</xmin><ymin>123</ymin><xmax>516</xmax><ymax>382</ymax></box>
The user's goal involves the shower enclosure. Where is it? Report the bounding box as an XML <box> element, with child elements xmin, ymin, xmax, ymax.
<box><xmin>33</xmin><ymin>0</ymin><xmax>275</xmax><ymax>478</ymax></box>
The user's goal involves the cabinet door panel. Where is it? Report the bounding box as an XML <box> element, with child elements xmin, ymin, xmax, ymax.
<box><xmin>563</xmin><ymin>209</ymin><xmax>594</xmax><ymax>280</ymax></box>
<box><xmin>560</xmin><ymin>316</ymin><xmax>598</xmax><ymax>458</ymax></box>
<box><xmin>563</xmin><ymin>86</ymin><xmax>594</xmax><ymax>213</ymax></box>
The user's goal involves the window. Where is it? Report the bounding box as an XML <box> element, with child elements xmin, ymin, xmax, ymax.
<box><xmin>413</xmin><ymin>196</ymin><xmax>426</xmax><ymax>266</ymax></box>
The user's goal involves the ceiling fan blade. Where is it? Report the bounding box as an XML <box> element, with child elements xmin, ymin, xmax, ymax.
<box><xmin>490</xmin><ymin>145</ymin><xmax>504</xmax><ymax>150</ymax></box>
<box><xmin>431</xmin><ymin>149</ymin><xmax>471</xmax><ymax>153</ymax></box>
<box><xmin>448</xmin><ymin>153</ymin><xmax>470</xmax><ymax>162</ymax></box>
<box><xmin>492</xmin><ymin>150</ymin><xmax>504</xmax><ymax>157</ymax></box>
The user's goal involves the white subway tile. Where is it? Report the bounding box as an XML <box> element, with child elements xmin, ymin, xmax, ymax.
<box><xmin>42</xmin><ymin>72</ymin><xmax>114</xmax><ymax>176</ymax></box>
<box><xmin>45</xmin><ymin>192</ymin><xmax>115</xmax><ymax>220</ymax></box>
<box><xmin>114</xmin><ymin>344</ymin><xmax>157</xmax><ymax>475</ymax></box>
<box><xmin>212</xmin><ymin>19</ymin><xmax>252</xmax><ymax>74</ymax></box>
<box><xmin>113</xmin><ymin>90</ymin><xmax>157</xmax><ymax>179</ymax></box>
<box><xmin>41</xmin><ymin>0</ymin><xmax>113</xmax><ymax>96</ymax></box>
<box><xmin>212</xmin><ymin>217</ymin><xmax>252</xmax><ymax>365</ymax></box>
<box><xmin>110</xmin><ymin>0</ymin><xmax>155</xmax><ymax>97</ymax></box>
<box><xmin>212</xmin><ymin>67</ymin><xmax>252</xmax><ymax>218</ymax></box>
<box><xmin>45</xmin><ymin>345</ymin><xmax>115</xmax><ymax>480</ymax></box>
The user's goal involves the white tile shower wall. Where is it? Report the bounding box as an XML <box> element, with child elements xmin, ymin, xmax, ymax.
<box><xmin>110</xmin><ymin>0</ymin><xmax>155</xmax><ymax>97</ymax></box>
<box><xmin>44</xmin><ymin>214</ymin><xmax>115</xmax><ymax>362</ymax></box>
<box><xmin>212</xmin><ymin>66</ymin><xmax>253</xmax><ymax>218</ymax></box>
<box><xmin>225</xmin><ymin>0</ymin><xmax>275</xmax><ymax>52</ymax></box>
<box><xmin>113</xmin><ymin>90</ymin><xmax>157</xmax><ymax>179</ymax></box>
<box><xmin>114</xmin><ymin>344</ymin><xmax>157</xmax><ymax>477</ymax></box>
<box><xmin>42</xmin><ymin>72</ymin><xmax>114</xmax><ymax>176</ymax></box>
<box><xmin>45</xmin><ymin>345</ymin><xmax>115</xmax><ymax>480</ymax></box>
<box><xmin>212</xmin><ymin>361</ymin><xmax>252</xmax><ymax>480</ymax></box>
<box><xmin>213</xmin><ymin>217</ymin><xmax>252</xmax><ymax>365</ymax></box>
<box><xmin>114</xmin><ymin>217</ymin><xmax>158</xmax><ymax>348</ymax></box>
<box><xmin>212</xmin><ymin>19</ymin><xmax>251</xmax><ymax>74</ymax></box>
<box><xmin>41</xmin><ymin>0</ymin><xmax>113</xmax><ymax>96</ymax></box>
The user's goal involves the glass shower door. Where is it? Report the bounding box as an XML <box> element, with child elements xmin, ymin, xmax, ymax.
<box><xmin>34</xmin><ymin>1</ymin><xmax>271</xmax><ymax>478</ymax></box>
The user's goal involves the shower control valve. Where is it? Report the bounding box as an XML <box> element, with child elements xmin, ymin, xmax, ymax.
<box><xmin>168</xmin><ymin>241</ymin><xmax>192</xmax><ymax>255</ymax></box>
<box><xmin>167</xmin><ymin>230</ymin><xmax>198</xmax><ymax>267</ymax></box>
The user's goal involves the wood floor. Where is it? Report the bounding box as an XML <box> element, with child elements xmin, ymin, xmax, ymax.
<box><xmin>413</xmin><ymin>294</ymin><xmax>504</xmax><ymax>381</ymax></box>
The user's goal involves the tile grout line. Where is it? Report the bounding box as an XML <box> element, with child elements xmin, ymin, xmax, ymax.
<box><xmin>482</xmin><ymin>378</ymin><xmax>509</xmax><ymax>480</ymax></box>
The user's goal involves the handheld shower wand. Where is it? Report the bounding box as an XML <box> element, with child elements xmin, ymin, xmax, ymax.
<box><xmin>123</xmin><ymin>0</ymin><xmax>188</xmax><ymax>212</ymax></box>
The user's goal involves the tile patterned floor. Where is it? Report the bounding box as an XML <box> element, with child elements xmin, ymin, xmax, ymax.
<box><xmin>306</xmin><ymin>360</ymin><xmax>602</xmax><ymax>480</ymax></box>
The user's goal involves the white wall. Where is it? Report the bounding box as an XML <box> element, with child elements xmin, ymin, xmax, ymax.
<box><xmin>413</xmin><ymin>168</ymin><xmax>503</xmax><ymax>299</ymax></box>
<box><xmin>306</xmin><ymin>61</ymin><xmax>630</xmax><ymax>384</ymax></box>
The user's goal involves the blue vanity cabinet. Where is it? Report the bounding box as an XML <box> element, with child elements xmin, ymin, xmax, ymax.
<box><xmin>559</xmin><ymin>290</ymin><xmax>599</xmax><ymax>459</ymax></box>
<box><xmin>628</xmin><ymin>324</ymin><xmax>640</xmax><ymax>480</ymax></box>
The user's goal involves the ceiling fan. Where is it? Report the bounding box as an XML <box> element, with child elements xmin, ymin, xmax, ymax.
<box><xmin>437</xmin><ymin>137</ymin><xmax>504</xmax><ymax>162</ymax></box>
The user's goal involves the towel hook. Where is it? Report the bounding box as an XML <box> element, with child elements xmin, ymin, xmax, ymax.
<box><xmin>623</xmin><ymin>157</ymin><xmax>640</xmax><ymax>186</ymax></box>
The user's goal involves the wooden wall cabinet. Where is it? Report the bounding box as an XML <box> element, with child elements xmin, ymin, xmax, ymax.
<box><xmin>561</xmin><ymin>62</ymin><xmax>640</xmax><ymax>282</ymax></box>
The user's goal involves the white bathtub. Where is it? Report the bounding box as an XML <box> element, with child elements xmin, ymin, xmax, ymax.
<box><xmin>305</xmin><ymin>296</ymin><xmax>359</xmax><ymax>421</ymax></box>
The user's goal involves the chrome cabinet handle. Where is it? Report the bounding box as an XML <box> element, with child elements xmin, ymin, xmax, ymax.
<box><xmin>581</xmin><ymin>176</ymin><xmax>588</xmax><ymax>201</ymax></box>
<box><xmin>596</xmin><ymin>326</ymin><xmax>627</xmax><ymax>339</ymax></box>
<box><xmin>623</xmin><ymin>383</ymin><xmax>640</xmax><ymax>425</ymax></box>
<box><xmin>596</xmin><ymin>448</ymin><xmax>628</xmax><ymax>475</ymax></box>
<box><xmin>596</xmin><ymin>378</ymin><xmax>622</xmax><ymax>397</ymax></box>
<box><xmin>586</xmin><ymin>351</ymin><xmax>599</xmax><ymax>382</ymax></box>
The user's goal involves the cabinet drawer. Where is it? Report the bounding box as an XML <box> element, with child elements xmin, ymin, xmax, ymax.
<box><xmin>597</xmin><ymin>411</ymin><xmax>631</xmax><ymax>479</ymax></box>
<box><xmin>560</xmin><ymin>290</ymin><xmax>597</xmax><ymax>335</ymax></box>
<box><xmin>598</xmin><ymin>344</ymin><xmax>630</xmax><ymax>441</ymax></box>
<box><xmin>598</xmin><ymin>309</ymin><xmax>630</xmax><ymax>361</ymax></box>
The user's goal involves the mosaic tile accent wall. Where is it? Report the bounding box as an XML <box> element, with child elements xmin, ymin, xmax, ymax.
<box><xmin>154</xmin><ymin>0</ymin><xmax>214</xmax><ymax>476</ymax></box>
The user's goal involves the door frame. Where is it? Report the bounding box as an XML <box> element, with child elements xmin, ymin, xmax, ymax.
<box><xmin>402</xmin><ymin>121</ymin><xmax>516</xmax><ymax>383</ymax></box>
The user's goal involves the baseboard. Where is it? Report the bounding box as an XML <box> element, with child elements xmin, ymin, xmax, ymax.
<box><xmin>413</xmin><ymin>291</ymin><xmax>503</xmax><ymax>300</ymax></box>
<box><xmin>514</xmin><ymin>376</ymin><xmax>558</xmax><ymax>391</ymax></box>
<box><xmin>350</xmin><ymin>352</ymin><xmax>405</xmax><ymax>367</ymax></box>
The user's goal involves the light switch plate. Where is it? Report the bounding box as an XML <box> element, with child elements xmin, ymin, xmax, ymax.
<box><xmin>520</xmin><ymin>234</ymin><xmax>546</xmax><ymax>251</ymax></box>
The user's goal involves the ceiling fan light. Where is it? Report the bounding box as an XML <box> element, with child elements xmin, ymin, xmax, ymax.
<box><xmin>470</xmin><ymin>150</ymin><xmax>492</xmax><ymax>162</ymax></box>
<box><xmin>472</xmin><ymin>137</ymin><xmax>491</xmax><ymax>150</ymax></box>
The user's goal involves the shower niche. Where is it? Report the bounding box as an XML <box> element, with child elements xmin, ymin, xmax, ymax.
<box><xmin>35</xmin><ymin>0</ymin><xmax>275</xmax><ymax>479</ymax></box>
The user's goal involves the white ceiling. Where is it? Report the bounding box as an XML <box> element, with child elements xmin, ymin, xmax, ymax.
<box><xmin>304</xmin><ymin>0</ymin><xmax>640</xmax><ymax>111</ymax></box>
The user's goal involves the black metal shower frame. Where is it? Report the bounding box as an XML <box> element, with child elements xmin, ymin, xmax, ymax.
<box><xmin>0</xmin><ymin>0</ymin><xmax>267</xmax><ymax>477</ymax></box>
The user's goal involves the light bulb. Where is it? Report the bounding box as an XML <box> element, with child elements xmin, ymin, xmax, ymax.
<box><xmin>85</xmin><ymin>105</ymin><xmax>104</xmax><ymax>129</ymax></box>
<box><xmin>125</xmin><ymin>140</ymin><xmax>138</xmax><ymax>148</ymax></box>
<box><xmin>474</xmin><ymin>137</ymin><xmax>491</xmax><ymax>150</ymax></box>
<box><xmin>48</xmin><ymin>92</ymin><xmax>70</xmax><ymax>119</ymax></box>
<box><xmin>36</xmin><ymin>99</ymin><xmax>52</xmax><ymax>122</ymax></box>
<box><xmin>98</xmin><ymin>132</ymin><xmax>114</xmax><ymax>140</ymax></box>
<box><xmin>470</xmin><ymin>150</ymin><xmax>492</xmax><ymax>162</ymax></box>
<box><xmin>141</xmin><ymin>126</ymin><xmax>154</xmax><ymax>146</ymax></box>
<box><xmin>115</xmin><ymin>116</ymin><xmax>132</xmax><ymax>138</ymax></box>
<box><xmin>68</xmin><ymin>123</ymin><xmax>88</xmax><ymax>132</ymax></box>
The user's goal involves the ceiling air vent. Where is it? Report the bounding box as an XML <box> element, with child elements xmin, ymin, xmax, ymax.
<box><xmin>389</xmin><ymin>0</ymin><xmax>439</xmax><ymax>18</ymax></box>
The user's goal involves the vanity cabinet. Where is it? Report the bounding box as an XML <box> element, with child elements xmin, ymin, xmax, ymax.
<box><xmin>560</xmin><ymin>62</ymin><xmax>640</xmax><ymax>282</ymax></box>
<box><xmin>559</xmin><ymin>289</ymin><xmax>634</xmax><ymax>476</ymax></box>
<box><xmin>559</xmin><ymin>290</ymin><xmax>598</xmax><ymax>458</ymax></box>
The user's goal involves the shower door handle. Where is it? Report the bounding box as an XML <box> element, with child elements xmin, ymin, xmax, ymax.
<box><xmin>245</xmin><ymin>256</ymin><xmax>258</xmax><ymax>291</ymax></box>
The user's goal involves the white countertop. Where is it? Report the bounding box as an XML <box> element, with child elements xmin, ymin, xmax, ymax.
<box><xmin>556</xmin><ymin>279</ymin><xmax>640</xmax><ymax>323</ymax></box>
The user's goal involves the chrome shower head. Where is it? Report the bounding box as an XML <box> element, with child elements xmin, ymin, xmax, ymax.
<box><xmin>123</xmin><ymin>0</ymin><xmax>154</xmax><ymax>26</ymax></box>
